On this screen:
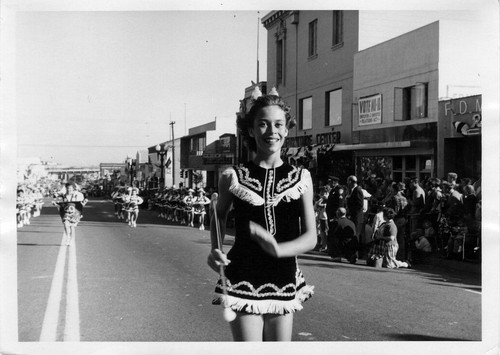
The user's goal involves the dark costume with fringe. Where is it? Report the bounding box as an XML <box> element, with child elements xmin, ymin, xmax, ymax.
<box><xmin>213</xmin><ymin>161</ymin><xmax>314</xmax><ymax>315</ymax></box>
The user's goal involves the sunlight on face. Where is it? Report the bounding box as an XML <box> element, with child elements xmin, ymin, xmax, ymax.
<box><xmin>250</xmin><ymin>105</ymin><xmax>288</xmax><ymax>155</ymax></box>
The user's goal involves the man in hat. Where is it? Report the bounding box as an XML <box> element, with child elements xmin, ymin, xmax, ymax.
<box><xmin>346</xmin><ymin>175</ymin><xmax>364</xmax><ymax>263</ymax></box>
<box><xmin>442</xmin><ymin>181</ymin><xmax>464</xmax><ymax>220</ymax></box>
<box><xmin>326</xmin><ymin>176</ymin><xmax>344</xmax><ymax>229</ymax></box>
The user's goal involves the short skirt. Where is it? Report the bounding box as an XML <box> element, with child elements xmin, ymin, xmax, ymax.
<box><xmin>212</xmin><ymin>261</ymin><xmax>314</xmax><ymax>315</ymax></box>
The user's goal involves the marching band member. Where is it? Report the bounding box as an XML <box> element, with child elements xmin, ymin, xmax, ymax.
<box><xmin>124</xmin><ymin>187</ymin><xmax>144</xmax><ymax>228</ymax></box>
<box><xmin>52</xmin><ymin>182</ymin><xmax>88</xmax><ymax>246</ymax></box>
<box><xmin>183</xmin><ymin>188</ymin><xmax>196</xmax><ymax>227</ymax></box>
<box><xmin>193</xmin><ymin>188</ymin><xmax>210</xmax><ymax>230</ymax></box>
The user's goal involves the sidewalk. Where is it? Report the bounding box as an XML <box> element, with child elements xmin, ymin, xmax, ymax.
<box><xmin>219</xmin><ymin>227</ymin><xmax>482</xmax><ymax>276</ymax></box>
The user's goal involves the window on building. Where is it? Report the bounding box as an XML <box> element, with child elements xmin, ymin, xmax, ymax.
<box><xmin>332</xmin><ymin>11</ymin><xmax>343</xmax><ymax>46</ymax></box>
<box><xmin>392</xmin><ymin>155</ymin><xmax>433</xmax><ymax>181</ymax></box>
<box><xmin>300</xmin><ymin>97</ymin><xmax>313</xmax><ymax>130</ymax></box>
<box><xmin>325</xmin><ymin>89</ymin><xmax>342</xmax><ymax>126</ymax></box>
<box><xmin>276</xmin><ymin>39</ymin><xmax>284</xmax><ymax>86</ymax></box>
<box><xmin>190</xmin><ymin>135</ymin><xmax>206</xmax><ymax>155</ymax></box>
<box><xmin>308</xmin><ymin>20</ymin><xmax>318</xmax><ymax>57</ymax></box>
<box><xmin>396</xmin><ymin>83</ymin><xmax>429</xmax><ymax>121</ymax></box>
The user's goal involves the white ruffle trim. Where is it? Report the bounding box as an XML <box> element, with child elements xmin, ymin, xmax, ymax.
<box><xmin>213</xmin><ymin>285</ymin><xmax>314</xmax><ymax>315</ymax></box>
<box><xmin>268</xmin><ymin>169</ymin><xmax>310</xmax><ymax>206</ymax></box>
<box><xmin>228</xmin><ymin>169</ymin><xmax>265</xmax><ymax>206</ymax></box>
<box><xmin>227</xmin><ymin>167</ymin><xmax>311</xmax><ymax>207</ymax></box>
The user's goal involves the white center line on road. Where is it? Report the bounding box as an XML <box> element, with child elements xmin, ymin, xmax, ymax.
<box><xmin>39</xmin><ymin>232</ymin><xmax>81</xmax><ymax>341</ymax></box>
<box><xmin>64</xmin><ymin>240</ymin><xmax>80</xmax><ymax>341</ymax></box>
<box><xmin>464</xmin><ymin>289</ymin><xmax>481</xmax><ymax>295</ymax></box>
<box><xmin>39</xmin><ymin>233</ymin><xmax>67</xmax><ymax>342</ymax></box>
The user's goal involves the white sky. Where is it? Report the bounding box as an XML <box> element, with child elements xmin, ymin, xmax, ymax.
<box><xmin>15</xmin><ymin>10</ymin><xmax>268</xmax><ymax>166</ymax></box>
<box><xmin>7</xmin><ymin>0</ymin><xmax>500</xmax><ymax>168</ymax></box>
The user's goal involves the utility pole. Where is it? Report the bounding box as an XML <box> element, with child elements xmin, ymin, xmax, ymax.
<box><xmin>257</xmin><ymin>12</ymin><xmax>260</xmax><ymax>84</ymax></box>
<box><xmin>169</xmin><ymin>116</ymin><xmax>176</xmax><ymax>186</ymax></box>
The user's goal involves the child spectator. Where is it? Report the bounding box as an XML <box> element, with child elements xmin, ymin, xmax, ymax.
<box><xmin>314</xmin><ymin>188</ymin><xmax>330</xmax><ymax>252</ymax></box>
<box><xmin>447</xmin><ymin>217</ymin><xmax>467</xmax><ymax>260</ymax></box>
<box><xmin>409</xmin><ymin>229</ymin><xmax>432</xmax><ymax>264</ymax></box>
<box><xmin>422</xmin><ymin>219</ymin><xmax>437</xmax><ymax>251</ymax></box>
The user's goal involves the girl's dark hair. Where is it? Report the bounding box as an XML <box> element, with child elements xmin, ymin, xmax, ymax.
<box><xmin>237</xmin><ymin>95</ymin><xmax>296</xmax><ymax>152</ymax></box>
<box><xmin>382</xmin><ymin>207</ymin><xmax>396</xmax><ymax>220</ymax></box>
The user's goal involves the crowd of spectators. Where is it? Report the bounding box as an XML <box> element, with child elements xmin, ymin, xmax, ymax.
<box><xmin>16</xmin><ymin>184</ymin><xmax>48</xmax><ymax>228</ymax></box>
<box><xmin>314</xmin><ymin>172</ymin><xmax>481</xmax><ymax>268</ymax></box>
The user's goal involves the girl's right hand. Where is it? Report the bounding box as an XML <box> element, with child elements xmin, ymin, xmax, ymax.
<box><xmin>207</xmin><ymin>248</ymin><xmax>231</xmax><ymax>273</ymax></box>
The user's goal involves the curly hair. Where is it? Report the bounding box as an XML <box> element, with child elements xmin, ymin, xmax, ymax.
<box><xmin>237</xmin><ymin>95</ymin><xmax>296</xmax><ymax>152</ymax></box>
<box><xmin>382</xmin><ymin>207</ymin><xmax>396</xmax><ymax>220</ymax></box>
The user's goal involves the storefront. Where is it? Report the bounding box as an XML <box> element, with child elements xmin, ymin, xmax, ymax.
<box><xmin>437</xmin><ymin>95</ymin><xmax>481</xmax><ymax>180</ymax></box>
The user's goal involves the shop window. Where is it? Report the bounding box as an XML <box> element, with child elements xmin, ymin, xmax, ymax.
<box><xmin>300</xmin><ymin>97</ymin><xmax>313</xmax><ymax>130</ymax></box>
<box><xmin>325</xmin><ymin>89</ymin><xmax>342</xmax><ymax>126</ymax></box>
<box><xmin>308</xmin><ymin>19</ymin><xmax>318</xmax><ymax>58</ymax></box>
<box><xmin>395</xmin><ymin>83</ymin><xmax>428</xmax><ymax>121</ymax></box>
<box><xmin>390</xmin><ymin>155</ymin><xmax>434</xmax><ymax>182</ymax></box>
<box><xmin>332</xmin><ymin>11</ymin><xmax>343</xmax><ymax>46</ymax></box>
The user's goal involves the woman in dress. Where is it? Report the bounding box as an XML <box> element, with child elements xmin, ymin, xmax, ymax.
<box><xmin>369</xmin><ymin>207</ymin><xmax>411</xmax><ymax>269</ymax></box>
<box><xmin>52</xmin><ymin>182</ymin><xmax>87</xmax><ymax>245</ymax></box>
<box><xmin>207</xmin><ymin>90</ymin><xmax>316</xmax><ymax>341</ymax></box>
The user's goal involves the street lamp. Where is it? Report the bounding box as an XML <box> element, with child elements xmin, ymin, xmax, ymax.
<box><xmin>155</xmin><ymin>144</ymin><xmax>169</xmax><ymax>187</ymax></box>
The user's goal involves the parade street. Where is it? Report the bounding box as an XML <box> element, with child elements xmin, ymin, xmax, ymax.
<box><xmin>17</xmin><ymin>198</ymin><xmax>481</xmax><ymax>343</ymax></box>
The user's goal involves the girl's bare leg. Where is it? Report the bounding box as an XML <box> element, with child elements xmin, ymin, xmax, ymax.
<box><xmin>263</xmin><ymin>313</ymin><xmax>293</xmax><ymax>341</ymax></box>
<box><xmin>229</xmin><ymin>312</ymin><xmax>264</xmax><ymax>341</ymax></box>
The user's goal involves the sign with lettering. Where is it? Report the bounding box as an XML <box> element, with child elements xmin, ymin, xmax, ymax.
<box><xmin>203</xmin><ymin>153</ymin><xmax>234</xmax><ymax>165</ymax></box>
<box><xmin>359</xmin><ymin>94</ymin><xmax>382</xmax><ymax>126</ymax></box>
<box><xmin>316</xmin><ymin>131</ymin><xmax>341</xmax><ymax>145</ymax></box>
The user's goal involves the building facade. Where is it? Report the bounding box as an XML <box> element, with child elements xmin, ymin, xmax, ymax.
<box><xmin>262</xmin><ymin>11</ymin><xmax>482</xmax><ymax>186</ymax></box>
<box><xmin>352</xmin><ymin>21</ymin><xmax>440</xmax><ymax>183</ymax></box>
<box><xmin>180</xmin><ymin>120</ymin><xmax>236</xmax><ymax>190</ymax></box>
<box><xmin>262</xmin><ymin>10</ymin><xmax>359</xmax><ymax>186</ymax></box>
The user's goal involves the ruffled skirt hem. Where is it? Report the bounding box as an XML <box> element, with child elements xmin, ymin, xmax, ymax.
<box><xmin>212</xmin><ymin>284</ymin><xmax>314</xmax><ymax>315</ymax></box>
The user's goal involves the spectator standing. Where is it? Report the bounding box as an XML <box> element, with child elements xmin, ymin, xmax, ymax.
<box><xmin>388</xmin><ymin>182</ymin><xmax>409</xmax><ymax>260</ymax></box>
<box><xmin>408</xmin><ymin>177</ymin><xmax>426</xmax><ymax>235</ymax></box>
<box><xmin>447</xmin><ymin>172</ymin><xmax>458</xmax><ymax>189</ymax></box>
<box><xmin>346</xmin><ymin>175</ymin><xmax>364</xmax><ymax>263</ymax></box>
<box><xmin>314</xmin><ymin>188</ymin><xmax>329</xmax><ymax>252</ymax></box>
<box><xmin>325</xmin><ymin>176</ymin><xmax>344</xmax><ymax>228</ymax></box>
<box><xmin>442</xmin><ymin>182</ymin><xmax>464</xmax><ymax>220</ymax></box>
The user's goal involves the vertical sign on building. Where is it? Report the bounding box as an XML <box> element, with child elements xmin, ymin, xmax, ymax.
<box><xmin>358</xmin><ymin>94</ymin><xmax>382</xmax><ymax>126</ymax></box>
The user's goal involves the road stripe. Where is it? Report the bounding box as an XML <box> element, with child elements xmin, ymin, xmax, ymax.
<box><xmin>39</xmin><ymin>233</ymin><xmax>67</xmax><ymax>341</ymax></box>
<box><xmin>64</xmin><ymin>240</ymin><xmax>80</xmax><ymax>341</ymax></box>
<box><xmin>464</xmin><ymin>289</ymin><xmax>481</xmax><ymax>295</ymax></box>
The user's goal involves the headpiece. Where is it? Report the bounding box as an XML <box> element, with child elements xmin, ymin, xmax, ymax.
<box><xmin>239</xmin><ymin>86</ymin><xmax>279</xmax><ymax>119</ymax></box>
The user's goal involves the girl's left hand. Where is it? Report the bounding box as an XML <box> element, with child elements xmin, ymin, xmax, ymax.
<box><xmin>249</xmin><ymin>221</ymin><xmax>279</xmax><ymax>258</ymax></box>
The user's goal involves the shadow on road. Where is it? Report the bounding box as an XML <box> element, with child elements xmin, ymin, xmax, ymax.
<box><xmin>17</xmin><ymin>243</ymin><xmax>62</xmax><ymax>247</ymax></box>
<box><xmin>386</xmin><ymin>333</ymin><xmax>474</xmax><ymax>341</ymax></box>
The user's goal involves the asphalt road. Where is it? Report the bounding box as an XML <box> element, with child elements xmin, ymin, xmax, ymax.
<box><xmin>17</xmin><ymin>197</ymin><xmax>481</xmax><ymax>344</ymax></box>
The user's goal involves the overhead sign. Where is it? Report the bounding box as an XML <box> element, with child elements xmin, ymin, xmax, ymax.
<box><xmin>359</xmin><ymin>94</ymin><xmax>382</xmax><ymax>126</ymax></box>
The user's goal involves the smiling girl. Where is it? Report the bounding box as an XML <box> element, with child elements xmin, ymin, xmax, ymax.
<box><xmin>207</xmin><ymin>90</ymin><xmax>316</xmax><ymax>341</ymax></box>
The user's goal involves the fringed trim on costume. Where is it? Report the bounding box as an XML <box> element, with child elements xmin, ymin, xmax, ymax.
<box><xmin>228</xmin><ymin>169</ymin><xmax>265</xmax><ymax>206</ymax></box>
<box><xmin>212</xmin><ymin>285</ymin><xmax>314</xmax><ymax>315</ymax></box>
<box><xmin>268</xmin><ymin>169</ymin><xmax>311</xmax><ymax>206</ymax></box>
